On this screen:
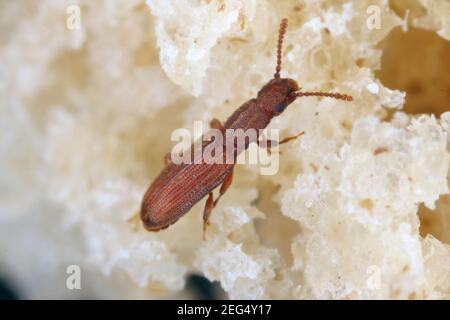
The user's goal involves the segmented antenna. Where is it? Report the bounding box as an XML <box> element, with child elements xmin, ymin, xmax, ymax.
<box><xmin>296</xmin><ymin>91</ymin><xmax>353</xmax><ymax>101</ymax></box>
<box><xmin>273</xmin><ymin>18</ymin><xmax>354</xmax><ymax>102</ymax></box>
<box><xmin>274</xmin><ymin>18</ymin><xmax>288</xmax><ymax>79</ymax></box>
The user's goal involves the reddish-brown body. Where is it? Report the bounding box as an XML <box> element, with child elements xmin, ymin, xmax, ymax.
<box><xmin>142</xmin><ymin>97</ymin><xmax>275</xmax><ymax>230</ymax></box>
<box><xmin>140</xmin><ymin>19</ymin><xmax>352</xmax><ymax>234</ymax></box>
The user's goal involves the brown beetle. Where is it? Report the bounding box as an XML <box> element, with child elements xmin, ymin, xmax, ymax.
<box><xmin>140</xmin><ymin>19</ymin><xmax>352</xmax><ymax>237</ymax></box>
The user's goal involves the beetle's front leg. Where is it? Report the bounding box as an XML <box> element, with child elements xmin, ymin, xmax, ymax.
<box><xmin>258</xmin><ymin>131</ymin><xmax>305</xmax><ymax>154</ymax></box>
<box><xmin>202</xmin><ymin>168</ymin><xmax>234</xmax><ymax>239</ymax></box>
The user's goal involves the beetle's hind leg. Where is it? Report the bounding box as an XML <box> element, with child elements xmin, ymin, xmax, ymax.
<box><xmin>203</xmin><ymin>193</ymin><xmax>214</xmax><ymax>240</ymax></box>
<box><xmin>202</xmin><ymin>168</ymin><xmax>234</xmax><ymax>240</ymax></box>
<box><xmin>213</xmin><ymin>169</ymin><xmax>234</xmax><ymax>207</ymax></box>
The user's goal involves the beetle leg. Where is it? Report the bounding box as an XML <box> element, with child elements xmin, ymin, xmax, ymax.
<box><xmin>258</xmin><ymin>139</ymin><xmax>278</xmax><ymax>155</ymax></box>
<box><xmin>203</xmin><ymin>192</ymin><xmax>215</xmax><ymax>240</ymax></box>
<box><xmin>210</xmin><ymin>118</ymin><xmax>224</xmax><ymax>132</ymax></box>
<box><xmin>213</xmin><ymin>169</ymin><xmax>234</xmax><ymax>207</ymax></box>
<box><xmin>259</xmin><ymin>131</ymin><xmax>304</xmax><ymax>154</ymax></box>
<box><xmin>202</xmin><ymin>169</ymin><xmax>234</xmax><ymax>239</ymax></box>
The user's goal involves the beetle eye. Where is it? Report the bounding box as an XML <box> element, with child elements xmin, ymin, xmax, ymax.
<box><xmin>276</xmin><ymin>102</ymin><xmax>287</xmax><ymax>113</ymax></box>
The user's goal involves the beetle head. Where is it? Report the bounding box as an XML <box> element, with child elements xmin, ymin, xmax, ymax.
<box><xmin>256</xmin><ymin>18</ymin><xmax>353</xmax><ymax>118</ymax></box>
<box><xmin>257</xmin><ymin>78</ymin><xmax>300</xmax><ymax>116</ymax></box>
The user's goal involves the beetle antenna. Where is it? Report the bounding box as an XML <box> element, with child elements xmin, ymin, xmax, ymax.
<box><xmin>274</xmin><ymin>18</ymin><xmax>288</xmax><ymax>79</ymax></box>
<box><xmin>296</xmin><ymin>91</ymin><xmax>353</xmax><ymax>101</ymax></box>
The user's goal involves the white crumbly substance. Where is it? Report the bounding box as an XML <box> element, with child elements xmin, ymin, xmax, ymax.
<box><xmin>0</xmin><ymin>0</ymin><xmax>449</xmax><ymax>299</ymax></box>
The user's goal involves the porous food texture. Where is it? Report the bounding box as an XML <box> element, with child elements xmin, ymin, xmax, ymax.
<box><xmin>0</xmin><ymin>0</ymin><xmax>449</xmax><ymax>299</ymax></box>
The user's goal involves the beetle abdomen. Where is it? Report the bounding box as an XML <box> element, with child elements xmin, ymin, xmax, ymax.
<box><xmin>141</xmin><ymin>162</ymin><xmax>233</xmax><ymax>231</ymax></box>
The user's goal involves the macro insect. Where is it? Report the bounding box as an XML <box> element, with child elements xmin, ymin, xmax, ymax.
<box><xmin>140</xmin><ymin>18</ymin><xmax>353</xmax><ymax>238</ymax></box>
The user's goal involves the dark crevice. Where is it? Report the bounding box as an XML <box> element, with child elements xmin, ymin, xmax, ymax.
<box><xmin>418</xmin><ymin>194</ymin><xmax>450</xmax><ymax>245</ymax></box>
<box><xmin>377</xmin><ymin>26</ymin><xmax>450</xmax><ymax>116</ymax></box>
<box><xmin>186</xmin><ymin>274</ymin><xmax>226</xmax><ymax>300</ymax></box>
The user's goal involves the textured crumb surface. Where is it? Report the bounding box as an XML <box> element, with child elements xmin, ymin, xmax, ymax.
<box><xmin>0</xmin><ymin>0</ymin><xmax>449</xmax><ymax>299</ymax></box>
